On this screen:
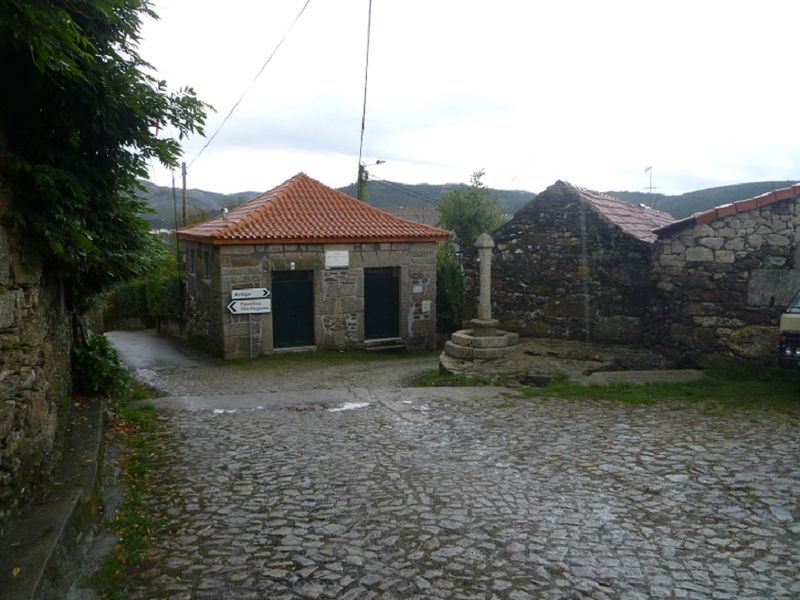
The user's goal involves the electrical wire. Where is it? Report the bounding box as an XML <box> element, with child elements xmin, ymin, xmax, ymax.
<box><xmin>187</xmin><ymin>0</ymin><xmax>313</xmax><ymax>169</ymax></box>
<box><xmin>369</xmin><ymin>178</ymin><xmax>441</xmax><ymax>206</ymax></box>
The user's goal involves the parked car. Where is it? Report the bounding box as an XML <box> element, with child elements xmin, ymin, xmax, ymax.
<box><xmin>778</xmin><ymin>287</ymin><xmax>800</xmax><ymax>368</ymax></box>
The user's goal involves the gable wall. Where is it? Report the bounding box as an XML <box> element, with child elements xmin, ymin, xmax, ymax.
<box><xmin>474</xmin><ymin>191</ymin><xmax>653</xmax><ymax>344</ymax></box>
<box><xmin>648</xmin><ymin>198</ymin><xmax>800</xmax><ymax>362</ymax></box>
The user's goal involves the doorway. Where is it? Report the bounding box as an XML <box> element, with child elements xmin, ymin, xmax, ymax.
<box><xmin>364</xmin><ymin>267</ymin><xmax>400</xmax><ymax>339</ymax></box>
<box><xmin>272</xmin><ymin>270</ymin><xmax>314</xmax><ymax>348</ymax></box>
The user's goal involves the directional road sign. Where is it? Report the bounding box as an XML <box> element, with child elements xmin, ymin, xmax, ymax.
<box><xmin>231</xmin><ymin>287</ymin><xmax>270</xmax><ymax>300</ymax></box>
<box><xmin>227</xmin><ymin>298</ymin><xmax>271</xmax><ymax>314</ymax></box>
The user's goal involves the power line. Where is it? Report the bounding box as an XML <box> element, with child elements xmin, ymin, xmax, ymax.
<box><xmin>188</xmin><ymin>0</ymin><xmax>313</xmax><ymax>169</ymax></box>
<box><xmin>370</xmin><ymin>178</ymin><xmax>440</xmax><ymax>206</ymax></box>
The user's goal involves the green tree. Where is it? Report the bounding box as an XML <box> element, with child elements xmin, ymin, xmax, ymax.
<box><xmin>0</xmin><ymin>0</ymin><xmax>209</xmax><ymax>312</ymax></box>
<box><xmin>437</xmin><ymin>169</ymin><xmax>503</xmax><ymax>251</ymax></box>
<box><xmin>435</xmin><ymin>240</ymin><xmax>464</xmax><ymax>332</ymax></box>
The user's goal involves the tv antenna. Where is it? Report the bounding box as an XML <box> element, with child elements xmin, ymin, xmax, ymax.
<box><xmin>644</xmin><ymin>166</ymin><xmax>660</xmax><ymax>208</ymax></box>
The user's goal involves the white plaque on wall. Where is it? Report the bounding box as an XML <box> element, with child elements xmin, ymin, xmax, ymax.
<box><xmin>325</xmin><ymin>250</ymin><xmax>349</xmax><ymax>269</ymax></box>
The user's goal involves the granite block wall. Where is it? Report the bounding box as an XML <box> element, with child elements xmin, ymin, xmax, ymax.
<box><xmin>184</xmin><ymin>241</ymin><xmax>438</xmax><ymax>359</ymax></box>
<box><xmin>648</xmin><ymin>198</ymin><xmax>800</xmax><ymax>362</ymax></box>
<box><xmin>466</xmin><ymin>190</ymin><xmax>653</xmax><ymax>344</ymax></box>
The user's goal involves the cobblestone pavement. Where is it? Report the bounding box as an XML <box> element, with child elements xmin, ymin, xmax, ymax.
<box><xmin>125</xmin><ymin>355</ymin><xmax>800</xmax><ymax>600</ymax></box>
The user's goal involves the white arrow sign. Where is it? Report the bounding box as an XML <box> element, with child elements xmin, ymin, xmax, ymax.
<box><xmin>231</xmin><ymin>287</ymin><xmax>270</xmax><ymax>300</ymax></box>
<box><xmin>227</xmin><ymin>298</ymin><xmax>272</xmax><ymax>314</ymax></box>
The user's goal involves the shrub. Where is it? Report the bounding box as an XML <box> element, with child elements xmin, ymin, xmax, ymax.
<box><xmin>145</xmin><ymin>274</ymin><xmax>183</xmax><ymax>320</ymax></box>
<box><xmin>72</xmin><ymin>331</ymin><xmax>131</xmax><ymax>397</ymax></box>
<box><xmin>436</xmin><ymin>243</ymin><xmax>464</xmax><ymax>332</ymax></box>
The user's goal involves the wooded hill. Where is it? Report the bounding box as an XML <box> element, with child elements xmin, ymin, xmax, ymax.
<box><xmin>609</xmin><ymin>180</ymin><xmax>799</xmax><ymax>220</ymax></box>
<box><xmin>138</xmin><ymin>178</ymin><xmax>799</xmax><ymax>229</ymax></box>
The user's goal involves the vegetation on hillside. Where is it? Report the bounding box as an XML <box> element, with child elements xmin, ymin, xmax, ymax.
<box><xmin>138</xmin><ymin>178</ymin><xmax>799</xmax><ymax>230</ymax></box>
<box><xmin>340</xmin><ymin>178</ymin><xmax>533</xmax><ymax>215</ymax></box>
<box><xmin>136</xmin><ymin>180</ymin><xmax>259</xmax><ymax>229</ymax></box>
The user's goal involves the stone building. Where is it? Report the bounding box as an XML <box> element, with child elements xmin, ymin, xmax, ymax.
<box><xmin>177</xmin><ymin>173</ymin><xmax>449</xmax><ymax>359</ymax></box>
<box><xmin>648</xmin><ymin>183</ymin><xmax>800</xmax><ymax>363</ymax></box>
<box><xmin>468</xmin><ymin>181</ymin><xmax>673</xmax><ymax>344</ymax></box>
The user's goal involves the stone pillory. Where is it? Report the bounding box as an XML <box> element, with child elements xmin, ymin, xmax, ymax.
<box><xmin>176</xmin><ymin>173</ymin><xmax>450</xmax><ymax>359</ymax></box>
<box><xmin>472</xmin><ymin>180</ymin><xmax>674</xmax><ymax>345</ymax></box>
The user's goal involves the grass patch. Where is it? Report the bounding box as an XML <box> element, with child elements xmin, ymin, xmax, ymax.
<box><xmin>127</xmin><ymin>380</ymin><xmax>166</xmax><ymax>402</ymax></box>
<box><xmin>412</xmin><ymin>369</ymin><xmax>493</xmax><ymax>387</ymax></box>
<box><xmin>84</xmin><ymin>397</ymin><xmax>163</xmax><ymax>599</ymax></box>
<box><xmin>520</xmin><ymin>361</ymin><xmax>800</xmax><ymax>414</ymax></box>
<box><xmin>228</xmin><ymin>348</ymin><xmax>437</xmax><ymax>371</ymax></box>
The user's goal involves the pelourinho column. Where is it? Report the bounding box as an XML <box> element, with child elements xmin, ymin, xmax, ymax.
<box><xmin>472</xmin><ymin>232</ymin><xmax>498</xmax><ymax>336</ymax></box>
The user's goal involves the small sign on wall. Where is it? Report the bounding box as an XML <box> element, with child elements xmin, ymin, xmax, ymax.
<box><xmin>325</xmin><ymin>250</ymin><xmax>349</xmax><ymax>269</ymax></box>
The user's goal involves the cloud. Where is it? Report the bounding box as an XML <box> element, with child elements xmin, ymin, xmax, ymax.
<box><xmin>142</xmin><ymin>0</ymin><xmax>800</xmax><ymax>196</ymax></box>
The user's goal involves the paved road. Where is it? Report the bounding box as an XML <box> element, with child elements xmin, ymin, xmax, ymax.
<box><xmin>108</xmin><ymin>332</ymin><xmax>800</xmax><ymax>599</ymax></box>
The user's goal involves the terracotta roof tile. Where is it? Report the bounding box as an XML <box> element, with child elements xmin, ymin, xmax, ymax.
<box><xmin>176</xmin><ymin>173</ymin><xmax>450</xmax><ymax>245</ymax></box>
<box><xmin>654</xmin><ymin>182</ymin><xmax>800</xmax><ymax>237</ymax></box>
<box><xmin>563</xmin><ymin>182</ymin><xmax>675</xmax><ymax>243</ymax></box>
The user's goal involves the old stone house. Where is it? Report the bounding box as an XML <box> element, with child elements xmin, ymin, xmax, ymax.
<box><xmin>468</xmin><ymin>181</ymin><xmax>673</xmax><ymax>344</ymax></box>
<box><xmin>648</xmin><ymin>183</ymin><xmax>800</xmax><ymax>363</ymax></box>
<box><xmin>177</xmin><ymin>173</ymin><xmax>449</xmax><ymax>359</ymax></box>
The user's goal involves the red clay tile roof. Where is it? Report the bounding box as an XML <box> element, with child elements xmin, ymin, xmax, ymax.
<box><xmin>561</xmin><ymin>182</ymin><xmax>674</xmax><ymax>243</ymax></box>
<box><xmin>654</xmin><ymin>182</ymin><xmax>800</xmax><ymax>237</ymax></box>
<box><xmin>176</xmin><ymin>173</ymin><xmax>450</xmax><ymax>245</ymax></box>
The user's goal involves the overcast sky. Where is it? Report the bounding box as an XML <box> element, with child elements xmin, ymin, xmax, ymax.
<box><xmin>141</xmin><ymin>0</ymin><xmax>799</xmax><ymax>197</ymax></box>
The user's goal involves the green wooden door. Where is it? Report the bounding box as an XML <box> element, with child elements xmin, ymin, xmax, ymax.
<box><xmin>272</xmin><ymin>271</ymin><xmax>314</xmax><ymax>348</ymax></box>
<box><xmin>365</xmin><ymin>267</ymin><xmax>400</xmax><ymax>339</ymax></box>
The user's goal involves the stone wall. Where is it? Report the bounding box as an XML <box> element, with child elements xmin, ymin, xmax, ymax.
<box><xmin>648</xmin><ymin>197</ymin><xmax>800</xmax><ymax>363</ymax></box>
<box><xmin>469</xmin><ymin>189</ymin><xmax>653</xmax><ymax>344</ymax></box>
<box><xmin>184</xmin><ymin>241</ymin><xmax>438</xmax><ymax>359</ymax></box>
<box><xmin>0</xmin><ymin>192</ymin><xmax>73</xmax><ymax>536</ymax></box>
<box><xmin>183</xmin><ymin>241</ymin><xmax>224</xmax><ymax>356</ymax></box>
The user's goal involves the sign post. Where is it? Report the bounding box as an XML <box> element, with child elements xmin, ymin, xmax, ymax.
<box><xmin>231</xmin><ymin>288</ymin><xmax>270</xmax><ymax>300</ymax></box>
<box><xmin>228</xmin><ymin>289</ymin><xmax>271</xmax><ymax>359</ymax></box>
<box><xmin>227</xmin><ymin>298</ymin><xmax>271</xmax><ymax>314</ymax></box>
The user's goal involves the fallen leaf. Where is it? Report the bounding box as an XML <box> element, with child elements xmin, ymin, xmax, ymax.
<box><xmin>12</xmin><ymin>567</ymin><xmax>21</xmax><ymax>577</ymax></box>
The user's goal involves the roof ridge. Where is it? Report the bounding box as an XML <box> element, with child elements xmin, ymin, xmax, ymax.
<box><xmin>176</xmin><ymin>172</ymin><xmax>450</xmax><ymax>244</ymax></box>
<box><xmin>553</xmin><ymin>180</ymin><xmax>674</xmax><ymax>244</ymax></box>
<box><xmin>654</xmin><ymin>182</ymin><xmax>800</xmax><ymax>236</ymax></box>
<box><xmin>563</xmin><ymin>180</ymin><xmax>671</xmax><ymax>217</ymax></box>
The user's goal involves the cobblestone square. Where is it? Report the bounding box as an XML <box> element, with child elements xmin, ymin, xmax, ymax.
<box><xmin>121</xmin><ymin>353</ymin><xmax>800</xmax><ymax>599</ymax></box>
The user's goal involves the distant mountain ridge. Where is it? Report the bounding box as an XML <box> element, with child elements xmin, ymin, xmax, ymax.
<box><xmin>137</xmin><ymin>178</ymin><xmax>799</xmax><ymax>229</ymax></box>
<box><xmin>136</xmin><ymin>180</ymin><xmax>260</xmax><ymax>229</ymax></box>
<box><xmin>608</xmin><ymin>181</ymin><xmax>799</xmax><ymax>220</ymax></box>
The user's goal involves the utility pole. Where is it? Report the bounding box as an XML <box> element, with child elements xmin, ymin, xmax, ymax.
<box><xmin>357</xmin><ymin>164</ymin><xmax>367</xmax><ymax>201</ymax></box>
<box><xmin>356</xmin><ymin>0</ymin><xmax>374</xmax><ymax>202</ymax></box>
<box><xmin>182</xmin><ymin>162</ymin><xmax>188</xmax><ymax>226</ymax></box>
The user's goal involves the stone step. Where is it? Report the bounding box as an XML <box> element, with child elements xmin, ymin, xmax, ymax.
<box><xmin>444</xmin><ymin>340</ymin><xmax>515</xmax><ymax>360</ymax></box>
<box><xmin>451</xmin><ymin>330</ymin><xmax>519</xmax><ymax>348</ymax></box>
<box><xmin>364</xmin><ymin>338</ymin><xmax>406</xmax><ymax>351</ymax></box>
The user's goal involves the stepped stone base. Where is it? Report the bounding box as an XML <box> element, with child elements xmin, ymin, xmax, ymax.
<box><xmin>442</xmin><ymin>327</ymin><xmax>519</xmax><ymax>361</ymax></box>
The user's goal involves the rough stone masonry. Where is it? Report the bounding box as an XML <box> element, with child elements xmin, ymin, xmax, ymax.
<box><xmin>649</xmin><ymin>194</ymin><xmax>800</xmax><ymax>362</ymax></box>
<box><xmin>0</xmin><ymin>187</ymin><xmax>72</xmax><ymax>537</ymax></box>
